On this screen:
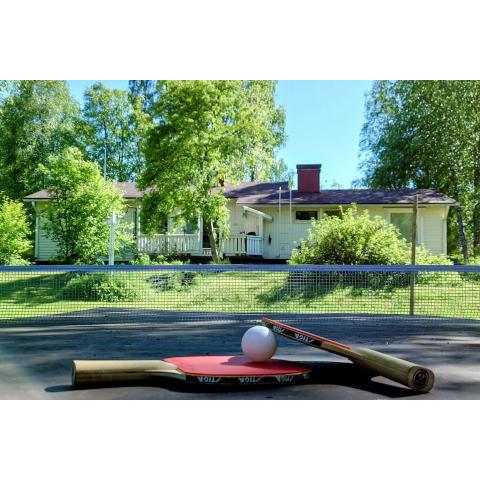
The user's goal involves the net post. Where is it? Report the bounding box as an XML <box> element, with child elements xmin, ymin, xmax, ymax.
<box><xmin>409</xmin><ymin>194</ymin><xmax>418</xmax><ymax>316</ymax></box>
<box><xmin>108</xmin><ymin>213</ymin><xmax>116</xmax><ymax>266</ymax></box>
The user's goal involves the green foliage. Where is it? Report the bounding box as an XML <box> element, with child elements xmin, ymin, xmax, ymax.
<box><xmin>461</xmin><ymin>255</ymin><xmax>480</xmax><ymax>282</ymax></box>
<box><xmin>147</xmin><ymin>271</ymin><xmax>198</xmax><ymax>292</ymax></box>
<box><xmin>359</xmin><ymin>80</ymin><xmax>480</xmax><ymax>259</ymax></box>
<box><xmin>130</xmin><ymin>253</ymin><xmax>158</xmax><ymax>265</ymax></box>
<box><xmin>39</xmin><ymin>147</ymin><xmax>130</xmax><ymax>264</ymax></box>
<box><xmin>130</xmin><ymin>253</ymin><xmax>190</xmax><ymax>265</ymax></box>
<box><xmin>128</xmin><ymin>80</ymin><xmax>159</xmax><ymax>115</ymax></box>
<box><xmin>270</xmin><ymin>158</ymin><xmax>295</xmax><ymax>185</ymax></box>
<box><xmin>61</xmin><ymin>273</ymin><xmax>140</xmax><ymax>301</ymax></box>
<box><xmin>0</xmin><ymin>81</ymin><xmax>80</xmax><ymax>200</ymax></box>
<box><xmin>139</xmin><ymin>80</ymin><xmax>286</xmax><ymax>260</ymax></box>
<box><xmin>289</xmin><ymin>205</ymin><xmax>459</xmax><ymax>290</ymax></box>
<box><xmin>0</xmin><ymin>198</ymin><xmax>32</xmax><ymax>264</ymax></box>
<box><xmin>413</xmin><ymin>246</ymin><xmax>459</xmax><ymax>285</ymax></box>
<box><xmin>80</xmin><ymin>82</ymin><xmax>152</xmax><ymax>181</ymax></box>
<box><xmin>414</xmin><ymin>246</ymin><xmax>452</xmax><ymax>266</ymax></box>
<box><xmin>466</xmin><ymin>255</ymin><xmax>480</xmax><ymax>265</ymax></box>
<box><xmin>290</xmin><ymin>205</ymin><xmax>408</xmax><ymax>265</ymax></box>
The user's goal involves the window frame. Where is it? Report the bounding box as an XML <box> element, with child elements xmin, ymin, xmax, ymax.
<box><xmin>386</xmin><ymin>208</ymin><xmax>422</xmax><ymax>244</ymax></box>
<box><xmin>294</xmin><ymin>209</ymin><xmax>319</xmax><ymax>222</ymax></box>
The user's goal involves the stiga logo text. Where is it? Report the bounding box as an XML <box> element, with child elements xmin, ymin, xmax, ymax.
<box><xmin>272</xmin><ymin>326</ymin><xmax>285</xmax><ymax>334</ymax></box>
<box><xmin>294</xmin><ymin>333</ymin><xmax>314</xmax><ymax>344</ymax></box>
<box><xmin>238</xmin><ymin>377</ymin><xmax>261</xmax><ymax>383</ymax></box>
<box><xmin>275</xmin><ymin>375</ymin><xmax>294</xmax><ymax>382</ymax></box>
<box><xmin>196</xmin><ymin>376</ymin><xmax>221</xmax><ymax>383</ymax></box>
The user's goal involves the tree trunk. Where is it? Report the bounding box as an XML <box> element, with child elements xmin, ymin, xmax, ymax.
<box><xmin>455</xmin><ymin>206</ymin><xmax>469</xmax><ymax>262</ymax></box>
<box><xmin>473</xmin><ymin>160</ymin><xmax>480</xmax><ymax>256</ymax></box>
<box><xmin>473</xmin><ymin>203</ymin><xmax>480</xmax><ymax>256</ymax></box>
<box><xmin>451</xmin><ymin>168</ymin><xmax>469</xmax><ymax>262</ymax></box>
<box><xmin>207</xmin><ymin>219</ymin><xmax>223</xmax><ymax>263</ymax></box>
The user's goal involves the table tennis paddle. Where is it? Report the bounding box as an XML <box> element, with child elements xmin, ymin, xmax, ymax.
<box><xmin>261</xmin><ymin>317</ymin><xmax>435</xmax><ymax>392</ymax></box>
<box><xmin>72</xmin><ymin>355</ymin><xmax>312</xmax><ymax>387</ymax></box>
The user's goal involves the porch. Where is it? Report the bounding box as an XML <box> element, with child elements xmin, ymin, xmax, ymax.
<box><xmin>137</xmin><ymin>233</ymin><xmax>264</xmax><ymax>257</ymax></box>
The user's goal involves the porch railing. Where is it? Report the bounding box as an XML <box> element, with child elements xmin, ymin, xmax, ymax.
<box><xmin>137</xmin><ymin>234</ymin><xmax>199</xmax><ymax>255</ymax></box>
<box><xmin>223</xmin><ymin>235</ymin><xmax>246</xmax><ymax>255</ymax></box>
<box><xmin>137</xmin><ymin>233</ymin><xmax>264</xmax><ymax>256</ymax></box>
<box><xmin>223</xmin><ymin>235</ymin><xmax>263</xmax><ymax>256</ymax></box>
<box><xmin>246</xmin><ymin>235</ymin><xmax>263</xmax><ymax>255</ymax></box>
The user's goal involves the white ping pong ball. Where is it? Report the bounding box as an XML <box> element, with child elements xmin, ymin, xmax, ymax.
<box><xmin>241</xmin><ymin>326</ymin><xmax>277</xmax><ymax>362</ymax></box>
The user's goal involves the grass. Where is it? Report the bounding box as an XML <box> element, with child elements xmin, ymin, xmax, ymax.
<box><xmin>0</xmin><ymin>270</ymin><xmax>479</xmax><ymax>321</ymax></box>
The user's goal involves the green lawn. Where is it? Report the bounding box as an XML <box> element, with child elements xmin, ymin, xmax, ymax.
<box><xmin>0</xmin><ymin>270</ymin><xmax>479</xmax><ymax>321</ymax></box>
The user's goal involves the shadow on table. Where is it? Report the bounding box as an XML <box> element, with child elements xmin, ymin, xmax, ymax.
<box><xmin>45</xmin><ymin>361</ymin><xmax>425</xmax><ymax>399</ymax></box>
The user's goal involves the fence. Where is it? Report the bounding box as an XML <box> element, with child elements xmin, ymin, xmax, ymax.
<box><xmin>0</xmin><ymin>264</ymin><xmax>479</xmax><ymax>323</ymax></box>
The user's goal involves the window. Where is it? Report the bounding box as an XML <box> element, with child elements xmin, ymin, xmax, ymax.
<box><xmin>323</xmin><ymin>209</ymin><xmax>341</xmax><ymax>218</ymax></box>
<box><xmin>390</xmin><ymin>212</ymin><xmax>413</xmax><ymax>240</ymax></box>
<box><xmin>295</xmin><ymin>210</ymin><xmax>318</xmax><ymax>221</ymax></box>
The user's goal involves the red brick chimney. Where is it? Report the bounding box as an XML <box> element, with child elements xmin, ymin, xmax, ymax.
<box><xmin>297</xmin><ymin>164</ymin><xmax>321</xmax><ymax>192</ymax></box>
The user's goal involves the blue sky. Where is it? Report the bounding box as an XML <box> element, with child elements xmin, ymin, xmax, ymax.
<box><xmin>68</xmin><ymin>80</ymin><xmax>373</xmax><ymax>187</ymax></box>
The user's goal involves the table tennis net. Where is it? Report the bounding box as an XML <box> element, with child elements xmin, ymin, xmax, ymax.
<box><xmin>0</xmin><ymin>264</ymin><xmax>478</xmax><ymax>324</ymax></box>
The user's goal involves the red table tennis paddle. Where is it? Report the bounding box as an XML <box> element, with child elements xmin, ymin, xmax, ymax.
<box><xmin>72</xmin><ymin>355</ymin><xmax>312</xmax><ymax>386</ymax></box>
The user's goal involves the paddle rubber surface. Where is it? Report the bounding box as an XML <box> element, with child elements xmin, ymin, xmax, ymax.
<box><xmin>164</xmin><ymin>355</ymin><xmax>311</xmax><ymax>376</ymax></box>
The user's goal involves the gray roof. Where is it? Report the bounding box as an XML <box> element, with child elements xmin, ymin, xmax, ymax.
<box><xmin>24</xmin><ymin>182</ymin><xmax>144</xmax><ymax>200</ymax></box>
<box><xmin>25</xmin><ymin>180</ymin><xmax>457</xmax><ymax>205</ymax></box>
<box><xmin>222</xmin><ymin>182</ymin><xmax>457</xmax><ymax>205</ymax></box>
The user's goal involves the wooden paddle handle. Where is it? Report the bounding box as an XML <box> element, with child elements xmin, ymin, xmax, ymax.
<box><xmin>72</xmin><ymin>360</ymin><xmax>179</xmax><ymax>385</ymax></box>
<box><xmin>261</xmin><ymin>316</ymin><xmax>434</xmax><ymax>392</ymax></box>
<box><xmin>345</xmin><ymin>348</ymin><xmax>435</xmax><ymax>392</ymax></box>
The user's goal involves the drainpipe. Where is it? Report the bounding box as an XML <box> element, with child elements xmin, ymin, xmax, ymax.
<box><xmin>108</xmin><ymin>213</ymin><xmax>116</xmax><ymax>265</ymax></box>
<box><xmin>278</xmin><ymin>186</ymin><xmax>282</xmax><ymax>220</ymax></box>
<box><xmin>32</xmin><ymin>201</ymin><xmax>39</xmax><ymax>260</ymax></box>
<box><xmin>289</xmin><ymin>187</ymin><xmax>292</xmax><ymax>222</ymax></box>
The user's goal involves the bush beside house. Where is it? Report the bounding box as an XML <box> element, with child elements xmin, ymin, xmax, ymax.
<box><xmin>0</xmin><ymin>198</ymin><xmax>32</xmax><ymax>265</ymax></box>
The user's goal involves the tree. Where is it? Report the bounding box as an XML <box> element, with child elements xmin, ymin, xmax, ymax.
<box><xmin>80</xmin><ymin>82</ymin><xmax>151</xmax><ymax>181</ymax></box>
<box><xmin>359</xmin><ymin>81</ymin><xmax>480</xmax><ymax>260</ymax></box>
<box><xmin>39</xmin><ymin>148</ymin><xmax>128</xmax><ymax>264</ymax></box>
<box><xmin>0</xmin><ymin>81</ymin><xmax>10</xmax><ymax>95</ymax></box>
<box><xmin>0</xmin><ymin>81</ymin><xmax>80</xmax><ymax>200</ymax></box>
<box><xmin>0</xmin><ymin>198</ymin><xmax>32</xmax><ymax>264</ymax></box>
<box><xmin>128</xmin><ymin>80</ymin><xmax>159</xmax><ymax>115</ymax></box>
<box><xmin>270</xmin><ymin>158</ymin><xmax>295</xmax><ymax>184</ymax></box>
<box><xmin>239</xmin><ymin>81</ymin><xmax>286</xmax><ymax>181</ymax></box>
<box><xmin>140</xmin><ymin>80</ymin><xmax>286</xmax><ymax>262</ymax></box>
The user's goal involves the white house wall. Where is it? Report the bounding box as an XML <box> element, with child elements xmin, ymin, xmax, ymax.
<box><xmin>419</xmin><ymin>205</ymin><xmax>447</xmax><ymax>255</ymax></box>
<box><xmin>35</xmin><ymin>203</ymin><xmax>138</xmax><ymax>261</ymax></box>
<box><xmin>227</xmin><ymin>203</ymin><xmax>260</xmax><ymax>236</ymax></box>
<box><xmin>233</xmin><ymin>203</ymin><xmax>449</xmax><ymax>259</ymax></box>
<box><xmin>37</xmin><ymin>212</ymin><xmax>60</xmax><ymax>261</ymax></box>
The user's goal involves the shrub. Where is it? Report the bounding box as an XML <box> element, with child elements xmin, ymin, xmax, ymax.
<box><xmin>130</xmin><ymin>253</ymin><xmax>158</xmax><ymax>265</ymax></box>
<box><xmin>61</xmin><ymin>273</ymin><xmax>140</xmax><ymax>302</ymax></box>
<box><xmin>462</xmin><ymin>255</ymin><xmax>480</xmax><ymax>282</ymax></box>
<box><xmin>287</xmin><ymin>205</ymin><xmax>460</xmax><ymax>291</ymax></box>
<box><xmin>290</xmin><ymin>205</ymin><xmax>408</xmax><ymax>265</ymax></box>
<box><xmin>148</xmin><ymin>271</ymin><xmax>198</xmax><ymax>291</ymax></box>
<box><xmin>413</xmin><ymin>246</ymin><xmax>460</xmax><ymax>285</ymax></box>
<box><xmin>130</xmin><ymin>253</ymin><xmax>191</xmax><ymax>265</ymax></box>
<box><xmin>0</xmin><ymin>198</ymin><xmax>32</xmax><ymax>265</ymax></box>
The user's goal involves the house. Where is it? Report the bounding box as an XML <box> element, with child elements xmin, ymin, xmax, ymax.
<box><xmin>24</xmin><ymin>164</ymin><xmax>457</xmax><ymax>261</ymax></box>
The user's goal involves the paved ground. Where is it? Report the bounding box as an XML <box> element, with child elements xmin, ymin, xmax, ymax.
<box><xmin>0</xmin><ymin>312</ymin><xmax>479</xmax><ymax>399</ymax></box>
